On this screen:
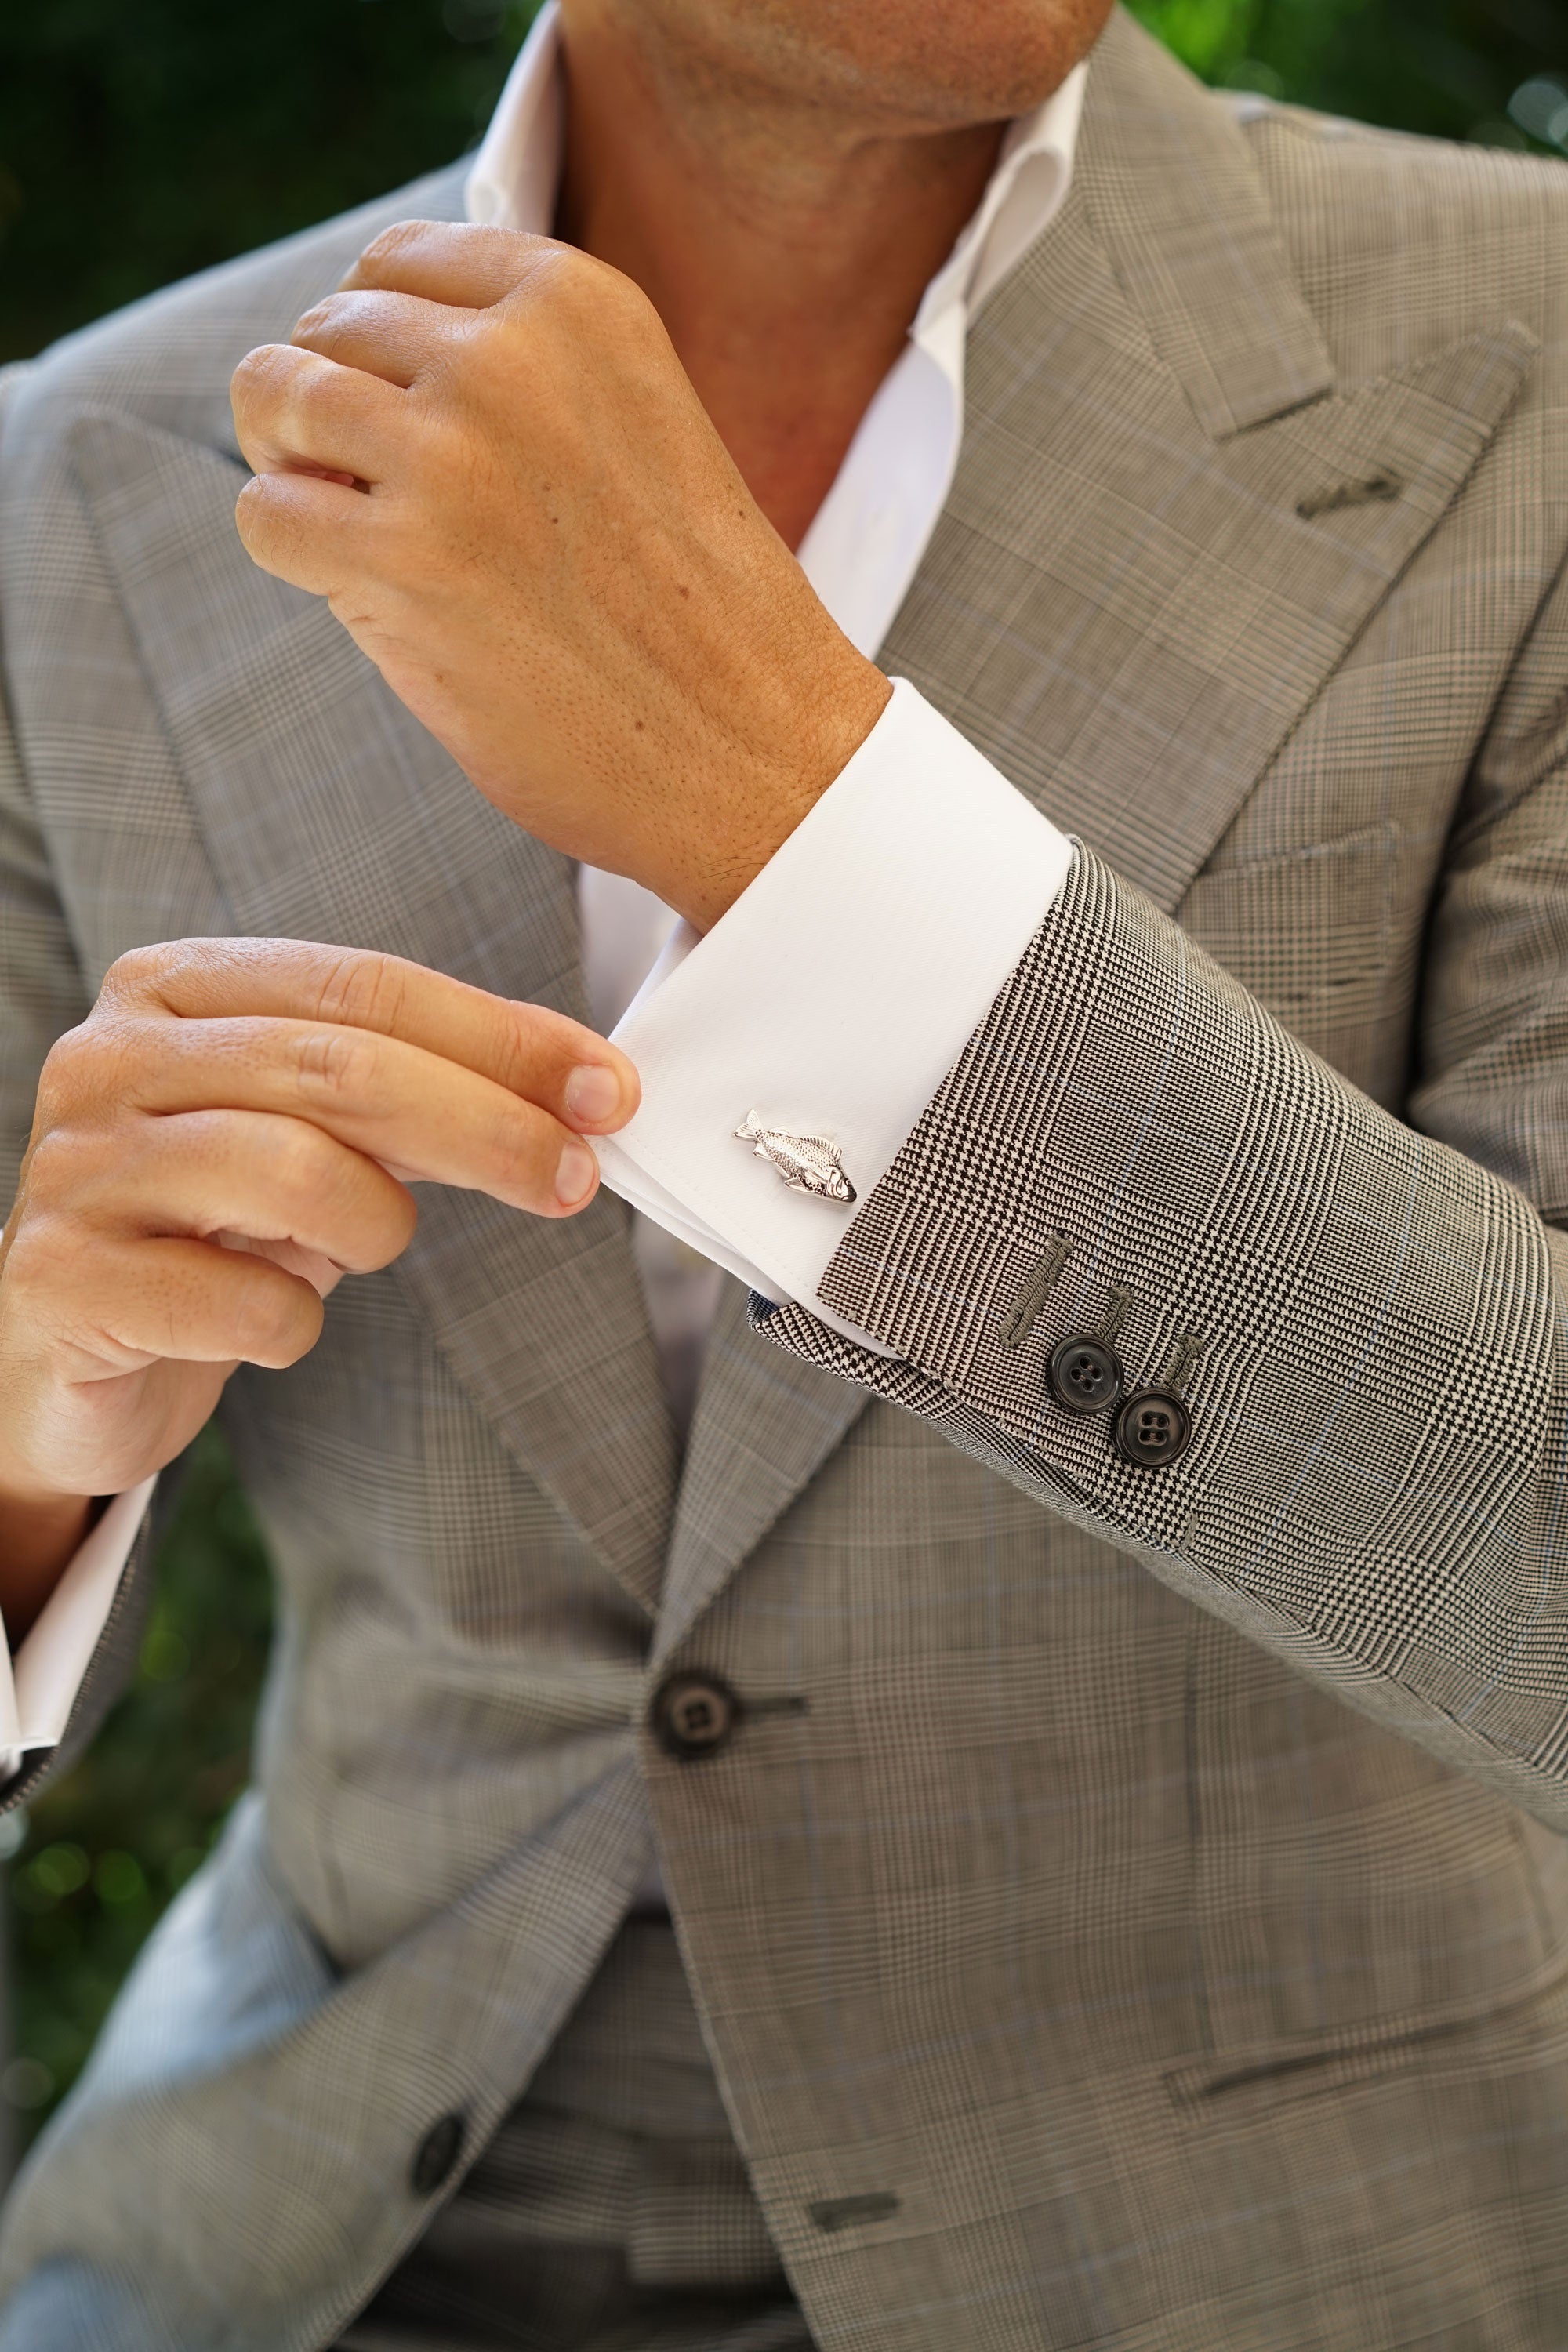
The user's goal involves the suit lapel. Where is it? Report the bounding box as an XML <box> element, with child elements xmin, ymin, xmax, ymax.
<box><xmin>68</xmin><ymin>411</ymin><xmax>677</xmax><ymax>1616</ymax></box>
<box><xmin>883</xmin><ymin>9</ymin><xmax>1537</xmax><ymax>917</ymax></box>
<box><xmin>652</xmin><ymin>1279</ymin><xmax>871</xmax><ymax>1664</ymax></box>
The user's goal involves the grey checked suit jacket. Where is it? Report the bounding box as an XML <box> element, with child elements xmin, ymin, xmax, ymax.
<box><xmin>4</xmin><ymin>13</ymin><xmax>1568</xmax><ymax>2348</ymax></box>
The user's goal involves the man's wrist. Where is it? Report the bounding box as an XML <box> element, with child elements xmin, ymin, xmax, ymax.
<box><xmin>677</xmin><ymin>650</ymin><xmax>892</xmax><ymax>931</ymax></box>
<box><xmin>597</xmin><ymin>677</ymin><xmax>1074</xmax><ymax>1332</ymax></box>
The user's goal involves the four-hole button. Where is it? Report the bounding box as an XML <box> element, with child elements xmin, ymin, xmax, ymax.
<box><xmin>1114</xmin><ymin>1389</ymin><xmax>1192</xmax><ymax>1468</ymax></box>
<box><xmin>1047</xmin><ymin>1334</ymin><xmax>1123</xmax><ymax>1416</ymax></box>
<box><xmin>652</xmin><ymin>1671</ymin><xmax>742</xmax><ymax>1761</ymax></box>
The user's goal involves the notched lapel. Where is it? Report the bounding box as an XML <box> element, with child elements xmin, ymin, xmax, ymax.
<box><xmin>67</xmin><ymin>408</ymin><xmax>677</xmax><ymax>1616</ymax></box>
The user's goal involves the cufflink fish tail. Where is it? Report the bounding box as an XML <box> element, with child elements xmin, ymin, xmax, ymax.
<box><xmin>733</xmin><ymin>1112</ymin><xmax>857</xmax><ymax>1203</ymax></box>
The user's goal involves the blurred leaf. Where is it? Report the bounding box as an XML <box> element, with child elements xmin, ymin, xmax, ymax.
<box><xmin>0</xmin><ymin>0</ymin><xmax>544</xmax><ymax>363</ymax></box>
<box><xmin>1129</xmin><ymin>0</ymin><xmax>1567</xmax><ymax>147</ymax></box>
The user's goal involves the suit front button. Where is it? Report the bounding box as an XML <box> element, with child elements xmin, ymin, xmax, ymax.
<box><xmin>1047</xmin><ymin>1334</ymin><xmax>1123</xmax><ymax>1415</ymax></box>
<box><xmin>411</xmin><ymin>2111</ymin><xmax>466</xmax><ymax>2197</ymax></box>
<box><xmin>1114</xmin><ymin>1389</ymin><xmax>1192</xmax><ymax>1467</ymax></box>
<box><xmin>653</xmin><ymin>1671</ymin><xmax>742</xmax><ymax>1761</ymax></box>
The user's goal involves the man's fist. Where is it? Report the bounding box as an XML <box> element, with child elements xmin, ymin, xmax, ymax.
<box><xmin>0</xmin><ymin>938</ymin><xmax>637</xmax><ymax>1584</ymax></box>
<box><xmin>229</xmin><ymin>220</ymin><xmax>890</xmax><ymax>932</ymax></box>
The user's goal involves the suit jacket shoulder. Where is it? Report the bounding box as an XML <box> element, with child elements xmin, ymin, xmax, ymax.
<box><xmin>1238</xmin><ymin>86</ymin><xmax>1568</xmax><ymax>383</ymax></box>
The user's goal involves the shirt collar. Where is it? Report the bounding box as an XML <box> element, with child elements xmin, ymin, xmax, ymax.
<box><xmin>465</xmin><ymin>0</ymin><xmax>1084</xmax><ymax>326</ymax></box>
<box><xmin>913</xmin><ymin>64</ymin><xmax>1085</xmax><ymax>334</ymax></box>
<box><xmin>465</xmin><ymin>1</ymin><xmax>565</xmax><ymax>238</ymax></box>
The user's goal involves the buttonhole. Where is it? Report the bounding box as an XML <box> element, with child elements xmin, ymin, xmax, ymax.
<box><xmin>808</xmin><ymin>2191</ymin><xmax>901</xmax><ymax>2232</ymax></box>
<box><xmin>1157</xmin><ymin>1329</ymin><xmax>1206</xmax><ymax>1395</ymax></box>
<box><xmin>1295</xmin><ymin>472</ymin><xmax>1403</xmax><ymax>521</ymax></box>
<box><xmin>999</xmin><ymin>1234</ymin><xmax>1072</xmax><ymax>1349</ymax></box>
<box><xmin>1093</xmin><ymin>1282</ymin><xmax>1134</xmax><ymax>1345</ymax></box>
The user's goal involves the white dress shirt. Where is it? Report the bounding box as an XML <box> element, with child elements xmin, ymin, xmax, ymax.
<box><xmin>0</xmin><ymin>1</ymin><xmax>1082</xmax><ymax>1769</ymax></box>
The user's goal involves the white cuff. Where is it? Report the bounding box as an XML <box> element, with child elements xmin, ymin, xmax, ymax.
<box><xmin>0</xmin><ymin>1478</ymin><xmax>154</xmax><ymax>1780</ymax></box>
<box><xmin>594</xmin><ymin>679</ymin><xmax>1073</xmax><ymax>1341</ymax></box>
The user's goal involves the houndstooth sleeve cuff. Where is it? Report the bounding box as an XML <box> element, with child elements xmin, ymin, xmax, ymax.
<box><xmin>748</xmin><ymin>840</ymin><xmax>1555</xmax><ymax>1621</ymax></box>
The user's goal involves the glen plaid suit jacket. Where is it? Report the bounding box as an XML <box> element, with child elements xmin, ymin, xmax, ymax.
<box><xmin>4</xmin><ymin>12</ymin><xmax>1568</xmax><ymax>2348</ymax></box>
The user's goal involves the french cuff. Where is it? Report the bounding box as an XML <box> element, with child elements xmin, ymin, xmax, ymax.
<box><xmin>593</xmin><ymin>677</ymin><xmax>1072</xmax><ymax>1342</ymax></box>
<box><xmin>0</xmin><ymin>1477</ymin><xmax>154</xmax><ymax>1779</ymax></box>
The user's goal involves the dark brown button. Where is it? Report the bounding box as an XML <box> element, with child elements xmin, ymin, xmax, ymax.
<box><xmin>1047</xmin><ymin>1334</ymin><xmax>1123</xmax><ymax>1415</ymax></box>
<box><xmin>652</xmin><ymin>1672</ymin><xmax>741</xmax><ymax>1761</ymax></box>
<box><xmin>411</xmin><ymin>2111</ymin><xmax>466</xmax><ymax>2196</ymax></box>
<box><xmin>1114</xmin><ymin>1389</ymin><xmax>1192</xmax><ymax>1467</ymax></box>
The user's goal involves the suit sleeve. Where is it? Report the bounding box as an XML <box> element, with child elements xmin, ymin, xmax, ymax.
<box><xmin>750</xmin><ymin>573</ymin><xmax>1568</xmax><ymax>1836</ymax></box>
<box><xmin>0</xmin><ymin>363</ymin><xmax>163</xmax><ymax>1809</ymax></box>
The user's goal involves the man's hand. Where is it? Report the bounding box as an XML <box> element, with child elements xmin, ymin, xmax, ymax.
<box><xmin>0</xmin><ymin>938</ymin><xmax>637</xmax><ymax>1628</ymax></box>
<box><xmin>230</xmin><ymin>221</ymin><xmax>891</xmax><ymax>932</ymax></box>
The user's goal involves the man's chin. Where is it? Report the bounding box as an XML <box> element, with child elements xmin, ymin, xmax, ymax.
<box><xmin>844</xmin><ymin>0</ymin><xmax>1114</xmax><ymax>127</ymax></box>
<box><xmin>646</xmin><ymin>0</ymin><xmax>1113</xmax><ymax>137</ymax></box>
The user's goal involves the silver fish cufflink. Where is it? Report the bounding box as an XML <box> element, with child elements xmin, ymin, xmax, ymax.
<box><xmin>733</xmin><ymin>1111</ymin><xmax>857</xmax><ymax>1203</ymax></box>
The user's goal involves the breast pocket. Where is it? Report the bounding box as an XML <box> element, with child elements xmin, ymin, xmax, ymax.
<box><xmin>1163</xmin><ymin>1941</ymin><xmax>1568</xmax><ymax>2126</ymax></box>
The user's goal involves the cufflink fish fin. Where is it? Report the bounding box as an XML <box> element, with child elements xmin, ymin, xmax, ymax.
<box><xmin>733</xmin><ymin>1111</ymin><xmax>856</xmax><ymax>1203</ymax></box>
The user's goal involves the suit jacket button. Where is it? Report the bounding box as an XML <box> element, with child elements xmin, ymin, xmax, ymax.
<box><xmin>1114</xmin><ymin>1390</ymin><xmax>1192</xmax><ymax>1466</ymax></box>
<box><xmin>653</xmin><ymin>1672</ymin><xmax>741</xmax><ymax>1760</ymax></box>
<box><xmin>411</xmin><ymin>2111</ymin><xmax>466</xmax><ymax>2196</ymax></box>
<box><xmin>1047</xmin><ymin>1334</ymin><xmax>1123</xmax><ymax>1414</ymax></box>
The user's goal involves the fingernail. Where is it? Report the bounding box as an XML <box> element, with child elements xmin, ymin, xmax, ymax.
<box><xmin>564</xmin><ymin>1065</ymin><xmax>622</xmax><ymax>1125</ymax></box>
<box><xmin>554</xmin><ymin>1139</ymin><xmax>597</xmax><ymax>1208</ymax></box>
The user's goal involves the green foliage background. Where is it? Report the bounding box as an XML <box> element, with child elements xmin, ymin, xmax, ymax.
<box><xmin>1</xmin><ymin>0</ymin><xmax>1566</xmax><ymax>2151</ymax></box>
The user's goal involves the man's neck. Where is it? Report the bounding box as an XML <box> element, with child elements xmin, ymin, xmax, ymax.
<box><xmin>554</xmin><ymin>4</ymin><xmax>1007</xmax><ymax>550</ymax></box>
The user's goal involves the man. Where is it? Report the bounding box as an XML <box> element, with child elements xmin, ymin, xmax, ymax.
<box><xmin>1</xmin><ymin>0</ymin><xmax>1566</xmax><ymax>2341</ymax></box>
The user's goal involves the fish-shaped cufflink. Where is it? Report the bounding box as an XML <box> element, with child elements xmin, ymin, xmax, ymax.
<box><xmin>733</xmin><ymin>1112</ymin><xmax>857</xmax><ymax>1203</ymax></box>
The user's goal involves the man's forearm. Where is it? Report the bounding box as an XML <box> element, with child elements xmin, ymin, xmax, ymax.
<box><xmin>751</xmin><ymin>837</ymin><xmax>1568</xmax><ymax>1839</ymax></box>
